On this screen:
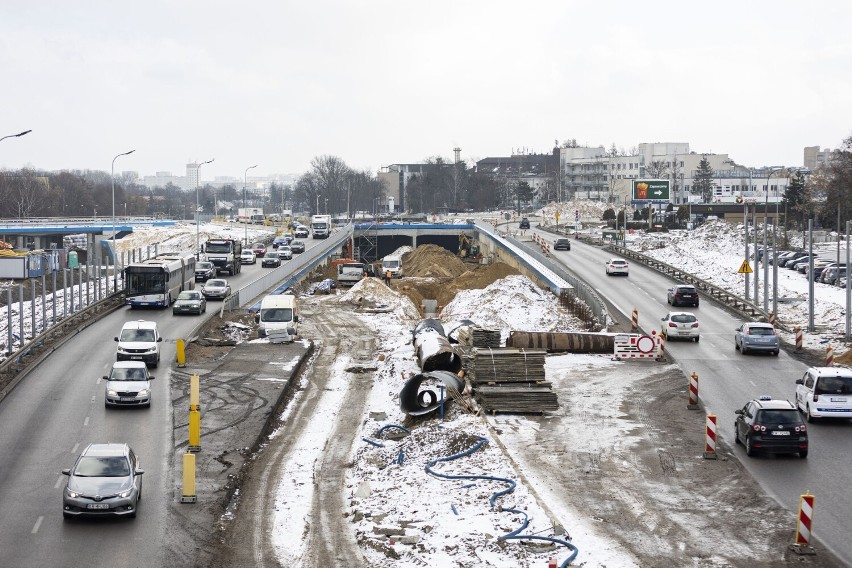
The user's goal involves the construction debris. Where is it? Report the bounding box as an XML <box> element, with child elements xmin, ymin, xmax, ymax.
<box><xmin>461</xmin><ymin>347</ymin><xmax>557</xmax><ymax>414</ymax></box>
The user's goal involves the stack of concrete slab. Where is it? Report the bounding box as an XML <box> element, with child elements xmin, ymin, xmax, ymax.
<box><xmin>462</xmin><ymin>347</ymin><xmax>557</xmax><ymax>414</ymax></box>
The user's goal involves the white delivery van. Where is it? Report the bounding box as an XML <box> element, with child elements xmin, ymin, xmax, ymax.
<box><xmin>256</xmin><ymin>294</ymin><xmax>299</xmax><ymax>340</ymax></box>
<box><xmin>381</xmin><ymin>254</ymin><xmax>403</xmax><ymax>278</ymax></box>
<box><xmin>337</xmin><ymin>262</ymin><xmax>365</xmax><ymax>286</ymax></box>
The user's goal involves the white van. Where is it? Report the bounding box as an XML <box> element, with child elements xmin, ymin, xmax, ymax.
<box><xmin>115</xmin><ymin>320</ymin><xmax>162</xmax><ymax>368</ymax></box>
<box><xmin>381</xmin><ymin>254</ymin><xmax>403</xmax><ymax>278</ymax></box>
<box><xmin>256</xmin><ymin>294</ymin><xmax>299</xmax><ymax>340</ymax></box>
<box><xmin>795</xmin><ymin>366</ymin><xmax>852</xmax><ymax>422</ymax></box>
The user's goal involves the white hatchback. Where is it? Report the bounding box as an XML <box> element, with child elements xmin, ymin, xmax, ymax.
<box><xmin>661</xmin><ymin>311</ymin><xmax>700</xmax><ymax>342</ymax></box>
<box><xmin>605</xmin><ymin>258</ymin><xmax>629</xmax><ymax>276</ymax></box>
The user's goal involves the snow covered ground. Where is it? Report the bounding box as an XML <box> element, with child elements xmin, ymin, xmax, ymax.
<box><xmin>622</xmin><ymin>220</ymin><xmax>851</xmax><ymax>353</ymax></box>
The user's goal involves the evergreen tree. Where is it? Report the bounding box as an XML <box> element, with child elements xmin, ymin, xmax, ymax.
<box><xmin>782</xmin><ymin>171</ymin><xmax>806</xmax><ymax>229</ymax></box>
<box><xmin>693</xmin><ymin>156</ymin><xmax>714</xmax><ymax>202</ymax></box>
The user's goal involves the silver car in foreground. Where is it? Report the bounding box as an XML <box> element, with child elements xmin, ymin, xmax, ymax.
<box><xmin>62</xmin><ymin>443</ymin><xmax>143</xmax><ymax>519</ymax></box>
<box><xmin>104</xmin><ymin>361</ymin><xmax>153</xmax><ymax>408</ymax></box>
<box><xmin>734</xmin><ymin>322</ymin><xmax>780</xmax><ymax>355</ymax></box>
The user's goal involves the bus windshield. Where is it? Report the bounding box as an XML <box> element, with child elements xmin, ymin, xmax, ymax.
<box><xmin>126</xmin><ymin>272</ymin><xmax>165</xmax><ymax>296</ymax></box>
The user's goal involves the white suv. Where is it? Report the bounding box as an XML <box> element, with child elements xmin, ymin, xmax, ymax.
<box><xmin>115</xmin><ymin>320</ymin><xmax>162</xmax><ymax>368</ymax></box>
<box><xmin>795</xmin><ymin>366</ymin><xmax>852</xmax><ymax>422</ymax></box>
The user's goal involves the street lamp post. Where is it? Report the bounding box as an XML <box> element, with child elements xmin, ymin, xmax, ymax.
<box><xmin>762</xmin><ymin>168</ymin><xmax>783</xmax><ymax>312</ymax></box>
<box><xmin>0</xmin><ymin>129</ymin><xmax>31</xmax><ymax>143</ymax></box>
<box><xmin>111</xmin><ymin>149</ymin><xmax>135</xmax><ymax>291</ymax></box>
<box><xmin>316</xmin><ymin>193</ymin><xmax>321</xmax><ymax>215</ymax></box>
<box><xmin>195</xmin><ymin>159</ymin><xmax>215</xmax><ymax>259</ymax></box>
<box><xmin>244</xmin><ymin>164</ymin><xmax>257</xmax><ymax>245</ymax></box>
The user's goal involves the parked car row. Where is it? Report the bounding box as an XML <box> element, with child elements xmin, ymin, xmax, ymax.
<box><xmin>769</xmin><ymin>250</ymin><xmax>847</xmax><ymax>285</ymax></box>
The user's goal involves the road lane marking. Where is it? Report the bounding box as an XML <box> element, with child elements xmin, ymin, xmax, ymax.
<box><xmin>71</xmin><ymin>443</ymin><xmax>79</xmax><ymax>454</ymax></box>
<box><xmin>91</xmin><ymin>395</ymin><xmax>96</xmax><ymax>403</ymax></box>
<box><xmin>55</xmin><ymin>476</ymin><xmax>63</xmax><ymax>489</ymax></box>
<box><xmin>31</xmin><ymin>516</ymin><xmax>44</xmax><ymax>534</ymax></box>
<box><xmin>83</xmin><ymin>416</ymin><xmax>90</xmax><ymax>426</ymax></box>
<box><xmin>750</xmin><ymin>380</ymin><xmax>756</xmax><ymax>387</ymax></box>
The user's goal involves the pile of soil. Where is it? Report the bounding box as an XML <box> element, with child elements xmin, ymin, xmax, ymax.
<box><xmin>403</xmin><ymin>244</ymin><xmax>468</xmax><ymax>278</ymax></box>
<box><xmin>392</xmin><ymin>245</ymin><xmax>522</xmax><ymax>315</ymax></box>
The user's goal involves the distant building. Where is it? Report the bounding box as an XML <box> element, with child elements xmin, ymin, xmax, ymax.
<box><xmin>474</xmin><ymin>151</ymin><xmax>559</xmax><ymax>203</ymax></box>
<box><xmin>803</xmin><ymin>146</ymin><xmax>838</xmax><ymax>170</ymax></box>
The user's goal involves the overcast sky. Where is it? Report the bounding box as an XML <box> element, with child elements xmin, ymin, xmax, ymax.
<box><xmin>2</xmin><ymin>1</ymin><xmax>850</xmax><ymax>180</ymax></box>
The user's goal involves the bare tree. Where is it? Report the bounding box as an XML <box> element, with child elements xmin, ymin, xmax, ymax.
<box><xmin>645</xmin><ymin>160</ymin><xmax>670</xmax><ymax>180</ymax></box>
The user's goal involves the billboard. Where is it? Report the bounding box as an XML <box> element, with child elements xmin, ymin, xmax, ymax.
<box><xmin>632</xmin><ymin>179</ymin><xmax>670</xmax><ymax>202</ymax></box>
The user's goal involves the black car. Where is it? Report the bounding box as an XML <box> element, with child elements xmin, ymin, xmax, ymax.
<box><xmin>519</xmin><ymin>218</ymin><xmax>530</xmax><ymax>229</ymax></box>
<box><xmin>290</xmin><ymin>240</ymin><xmax>305</xmax><ymax>254</ymax></box>
<box><xmin>261</xmin><ymin>251</ymin><xmax>281</xmax><ymax>268</ymax></box>
<box><xmin>194</xmin><ymin>261</ymin><xmax>216</xmax><ymax>282</ymax></box>
<box><xmin>734</xmin><ymin>396</ymin><xmax>808</xmax><ymax>458</ymax></box>
<box><xmin>553</xmin><ymin>238</ymin><xmax>571</xmax><ymax>251</ymax></box>
<box><xmin>667</xmin><ymin>285</ymin><xmax>699</xmax><ymax>307</ymax></box>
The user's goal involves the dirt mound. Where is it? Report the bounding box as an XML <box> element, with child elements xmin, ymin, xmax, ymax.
<box><xmin>403</xmin><ymin>244</ymin><xmax>468</xmax><ymax>278</ymax></box>
<box><xmin>453</xmin><ymin>262</ymin><xmax>520</xmax><ymax>290</ymax></box>
<box><xmin>836</xmin><ymin>348</ymin><xmax>852</xmax><ymax>365</ymax></box>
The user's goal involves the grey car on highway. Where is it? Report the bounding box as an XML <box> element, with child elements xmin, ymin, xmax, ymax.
<box><xmin>62</xmin><ymin>443</ymin><xmax>144</xmax><ymax>518</ymax></box>
<box><xmin>734</xmin><ymin>322</ymin><xmax>780</xmax><ymax>355</ymax></box>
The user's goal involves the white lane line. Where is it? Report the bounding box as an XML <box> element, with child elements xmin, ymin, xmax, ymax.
<box><xmin>750</xmin><ymin>380</ymin><xmax>756</xmax><ymax>387</ymax></box>
<box><xmin>71</xmin><ymin>443</ymin><xmax>79</xmax><ymax>454</ymax></box>
<box><xmin>31</xmin><ymin>516</ymin><xmax>44</xmax><ymax>534</ymax></box>
<box><xmin>54</xmin><ymin>476</ymin><xmax>63</xmax><ymax>489</ymax></box>
<box><xmin>91</xmin><ymin>395</ymin><xmax>96</xmax><ymax>403</ymax></box>
<box><xmin>83</xmin><ymin>416</ymin><xmax>90</xmax><ymax>426</ymax></box>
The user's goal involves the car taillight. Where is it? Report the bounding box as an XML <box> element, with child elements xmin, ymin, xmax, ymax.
<box><xmin>752</xmin><ymin>424</ymin><xmax>766</xmax><ymax>432</ymax></box>
<box><xmin>691</xmin><ymin>323</ymin><xmax>699</xmax><ymax>328</ymax></box>
<box><xmin>795</xmin><ymin>425</ymin><xmax>807</xmax><ymax>432</ymax></box>
<box><xmin>813</xmin><ymin>394</ymin><xmax>819</xmax><ymax>402</ymax></box>
<box><xmin>668</xmin><ymin>322</ymin><xmax>677</xmax><ymax>327</ymax></box>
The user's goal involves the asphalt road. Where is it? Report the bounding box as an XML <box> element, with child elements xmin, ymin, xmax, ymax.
<box><xmin>540</xmin><ymin>228</ymin><xmax>851</xmax><ymax>562</ymax></box>
<box><xmin>0</xmin><ymin>230</ymin><xmax>330</xmax><ymax>568</ymax></box>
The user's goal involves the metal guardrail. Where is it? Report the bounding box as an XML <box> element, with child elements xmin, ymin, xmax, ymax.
<box><xmin>603</xmin><ymin>244</ymin><xmax>786</xmax><ymax>331</ymax></box>
<box><xmin>221</xmin><ymin>226</ymin><xmax>353</xmax><ymax>314</ymax></box>
<box><xmin>508</xmin><ymin>235</ymin><xmax>612</xmax><ymax>328</ymax></box>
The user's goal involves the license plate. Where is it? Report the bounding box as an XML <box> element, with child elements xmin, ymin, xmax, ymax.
<box><xmin>119</xmin><ymin>397</ymin><xmax>137</xmax><ymax>401</ymax></box>
<box><xmin>129</xmin><ymin>356</ymin><xmax>143</xmax><ymax>360</ymax></box>
<box><xmin>830</xmin><ymin>398</ymin><xmax>847</xmax><ymax>403</ymax></box>
<box><xmin>87</xmin><ymin>503</ymin><xmax>110</xmax><ymax>509</ymax></box>
<box><xmin>771</xmin><ymin>431</ymin><xmax>790</xmax><ymax>436</ymax></box>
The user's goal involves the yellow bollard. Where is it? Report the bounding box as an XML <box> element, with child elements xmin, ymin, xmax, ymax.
<box><xmin>180</xmin><ymin>453</ymin><xmax>197</xmax><ymax>503</ymax></box>
<box><xmin>190</xmin><ymin>374</ymin><xmax>200</xmax><ymax>411</ymax></box>
<box><xmin>176</xmin><ymin>338</ymin><xmax>186</xmax><ymax>367</ymax></box>
<box><xmin>188</xmin><ymin>409</ymin><xmax>201</xmax><ymax>452</ymax></box>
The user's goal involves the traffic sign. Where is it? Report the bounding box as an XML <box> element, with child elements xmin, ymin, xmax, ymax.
<box><xmin>738</xmin><ymin>260</ymin><xmax>753</xmax><ymax>274</ymax></box>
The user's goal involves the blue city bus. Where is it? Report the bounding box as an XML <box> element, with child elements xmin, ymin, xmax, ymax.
<box><xmin>124</xmin><ymin>252</ymin><xmax>196</xmax><ymax>308</ymax></box>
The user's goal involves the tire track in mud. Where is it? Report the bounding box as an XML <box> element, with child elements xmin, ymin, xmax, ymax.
<box><xmin>209</xmin><ymin>300</ymin><xmax>372</xmax><ymax>568</ymax></box>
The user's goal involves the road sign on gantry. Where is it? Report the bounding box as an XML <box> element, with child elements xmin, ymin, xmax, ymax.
<box><xmin>632</xmin><ymin>179</ymin><xmax>670</xmax><ymax>202</ymax></box>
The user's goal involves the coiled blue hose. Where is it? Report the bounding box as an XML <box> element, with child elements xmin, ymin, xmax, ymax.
<box><xmin>424</xmin><ymin>435</ymin><xmax>579</xmax><ymax>567</ymax></box>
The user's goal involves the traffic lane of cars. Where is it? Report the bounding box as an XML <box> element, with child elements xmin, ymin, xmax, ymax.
<box><xmin>0</xmin><ymin>316</ymin><xmax>171</xmax><ymax>566</ymax></box>
<box><xmin>0</xmin><ymin>258</ymin><xmax>270</xmax><ymax>564</ymax></box>
<box><xmin>551</xmin><ymin>234</ymin><xmax>852</xmax><ymax>561</ymax></box>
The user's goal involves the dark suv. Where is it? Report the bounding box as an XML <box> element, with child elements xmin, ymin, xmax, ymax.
<box><xmin>519</xmin><ymin>218</ymin><xmax>530</xmax><ymax>229</ymax></box>
<box><xmin>667</xmin><ymin>285</ymin><xmax>699</xmax><ymax>307</ymax></box>
<box><xmin>553</xmin><ymin>238</ymin><xmax>571</xmax><ymax>251</ymax></box>
<box><xmin>734</xmin><ymin>396</ymin><xmax>808</xmax><ymax>458</ymax></box>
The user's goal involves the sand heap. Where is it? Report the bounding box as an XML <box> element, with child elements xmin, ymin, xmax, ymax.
<box><xmin>403</xmin><ymin>244</ymin><xmax>468</xmax><ymax>278</ymax></box>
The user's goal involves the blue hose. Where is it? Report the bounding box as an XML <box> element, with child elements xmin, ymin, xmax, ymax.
<box><xmin>425</xmin><ymin>435</ymin><xmax>579</xmax><ymax>566</ymax></box>
<box><xmin>375</xmin><ymin>424</ymin><xmax>411</xmax><ymax>438</ymax></box>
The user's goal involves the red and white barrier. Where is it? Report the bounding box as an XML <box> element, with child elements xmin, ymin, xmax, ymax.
<box><xmin>630</xmin><ymin>308</ymin><xmax>639</xmax><ymax>332</ymax></box>
<box><xmin>790</xmin><ymin>491</ymin><xmax>817</xmax><ymax>555</ymax></box>
<box><xmin>825</xmin><ymin>344</ymin><xmax>834</xmax><ymax>366</ymax></box>
<box><xmin>688</xmin><ymin>372</ymin><xmax>699</xmax><ymax>409</ymax></box>
<box><xmin>613</xmin><ymin>332</ymin><xmax>662</xmax><ymax>360</ymax></box>
<box><xmin>703</xmin><ymin>414</ymin><xmax>717</xmax><ymax>459</ymax></box>
<box><xmin>795</xmin><ymin>327</ymin><xmax>803</xmax><ymax>351</ymax></box>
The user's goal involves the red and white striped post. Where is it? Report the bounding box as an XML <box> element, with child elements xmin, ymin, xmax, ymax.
<box><xmin>631</xmin><ymin>308</ymin><xmax>639</xmax><ymax>332</ymax></box>
<box><xmin>825</xmin><ymin>344</ymin><xmax>834</xmax><ymax>366</ymax></box>
<box><xmin>658</xmin><ymin>333</ymin><xmax>666</xmax><ymax>359</ymax></box>
<box><xmin>703</xmin><ymin>414</ymin><xmax>717</xmax><ymax>459</ymax></box>
<box><xmin>687</xmin><ymin>372</ymin><xmax>699</xmax><ymax>409</ymax></box>
<box><xmin>795</xmin><ymin>327</ymin><xmax>803</xmax><ymax>351</ymax></box>
<box><xmin>547</xmin><ymin>558</ymin><xmax>557</xmax><ymax>568</ymax></box>
<box><xmin>790</xmin><ymin>491</ymin><xmax>817</xmax><ymax>555</ymax></box>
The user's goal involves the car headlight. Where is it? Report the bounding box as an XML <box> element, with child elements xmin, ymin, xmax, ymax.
<box><xmin>107</xmin><ymin>389</ymin><xmax>118</xmax><ymax>396</ymax></box>
<box><xmin>66</xmin><ymin>488</ymin><xmax>80</xmax><ymax>498</ymax></box>
<box><xmin>118</xmin><ymin>489</ymin><xmax>132</xmax><ymax>498</ymax></box>
<box><xmin>138</xmin><ymin>389</ymin><xmax>150</xmax><ymax>397</ymax></box>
